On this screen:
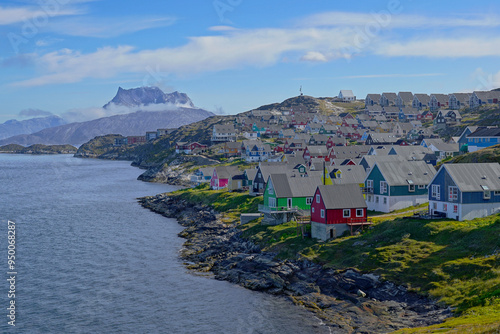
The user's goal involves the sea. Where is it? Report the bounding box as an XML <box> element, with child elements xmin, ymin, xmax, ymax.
<box><xmin>0</xmin><ymin>154</ymin><xmax>329</xmax><ymax>333</ymax></box>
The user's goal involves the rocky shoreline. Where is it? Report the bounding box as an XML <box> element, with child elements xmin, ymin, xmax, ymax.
<box><xmin>139</xmin><ymin>193</ymin><xmax>452</xmax><ymax>334</ymax></box>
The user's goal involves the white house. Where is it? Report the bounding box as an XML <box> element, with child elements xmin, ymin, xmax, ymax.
<box><xmin>338</xmin><ymin>90</ymin><xmax>356</xmax><ymax>102</ymax></box>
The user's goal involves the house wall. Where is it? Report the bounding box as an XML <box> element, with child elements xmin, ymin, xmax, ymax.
<box><xmin>311</xmin><ymin>221</ymin><xmax>350</xmax><ymax>241</ymax></box>
<box><xmin>326</xmin><ymin>208</ymin><xmax>366</xmax><ymax>224</ymax></box>
<box><xmin>429</xmin><ymin>200</ymin><xmax>500</xmax><ymax>221</ymax></box>
<box><xmin>311</xmin><ymin>189</ymin><xmax>326</xmax><ymax>223</ymax></box>
<box><xmin>366</xmin><ymin>194</ymin><xmax>428</xmax><ymax>213</ymax></box>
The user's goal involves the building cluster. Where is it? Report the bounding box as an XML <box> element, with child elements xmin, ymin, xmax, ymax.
<box><xmin>114</xmin><ymin>128</ymin><xmax>175</xmax><ymax>146</ymax></box>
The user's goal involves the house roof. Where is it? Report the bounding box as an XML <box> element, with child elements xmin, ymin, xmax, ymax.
<box><xmin>306</xmin><ymin>145</ymin><xmax>329</xmax><ymax>155</ymax></box>
<box><xmin>468</xmin><ymin>128</ymin><xmax>500</xmax><ymax>138</ymax></box>
<box><xmin>424</xmin><ymin>139</ymin><xmax>459</xmax><ymax>152</ymax></box>
<box><xmin>367</xmin><ymin>133</ymin><xmax>399</xmax><ymax>144</ymax></box>
<box><xmin>340</xmin><ymin>90</ymin><xmax>355</xmax><ymax>97</ymax></box>
<box><xmin>214</xmin><ymin>124</ymin><xmax>235</xmax><ymax>133</ymax></box>
<box><xmin>388</xmin><ymin>145</ymin><xmax>434</xmax><ymax>160</ymax></box>
<box><xmin>431</xmin><ymin>94</ymin><xmax>449</xmax><ymax>104</ymax></box>
<box><xmin>269</xmin><ymin>174</ymin><xmax>322</xmax><ymax>198</ymax></box>
<box><xmin>317</xmin><ymin>184</ymin><xmax>367</xmax><ymax>209</ymax></box>
<box><xmin>244</xmin><ymin>168</ymin><xmax>257</xmax><ymax>180</ymax></box>
<box><xmin>398</xmin><ymin>92</ymin><xmax>414</xmax><ymax>103</ymax></box>
<box><xmin>438</xmin><ymin>163</ymin><xmax>500</xmax><ymax>192</ymax></box>
<box><xmin>215</xmin><ymin>166</ymin><xmax>241</xmax><ymax>179</ymax></box>
<box><xmin>413</xmin><ymin>94</ymin><xmax>430</xmax><ymax>103</ymax></box>
<box><xmin>328</xmin><ymin>165</ymin><xmax>367</xmax><ymax>185</ymax></box>
<box><xmin>366</xmin><ymin>93</ymin><xmax>381</xmax><ymax>100</ymax></box>
<box><xmin>373</xmin><ymin>160</ymin><xmax>436</xmax><ymax>186</ymax></box>
<box><xmin>331</xmin><ymin>145</ymin><xmax>371</xmax><ymax>159</ymax></box>
<box><xmin>382</xmin><ymin>92</ymin><xmax>398</xmax><ymax>101</ymax></box>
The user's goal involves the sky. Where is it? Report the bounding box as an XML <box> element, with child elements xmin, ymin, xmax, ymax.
<box><xmin>1</xmin><ymin>0</ymin><xmax>500</xmax><ymax>123</ymax></box>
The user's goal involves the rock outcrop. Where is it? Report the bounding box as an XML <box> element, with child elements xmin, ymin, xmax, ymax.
<box><xmin>139</xmin><ymin>193</ymin><xmax>452</xmax><ymax>333</ymax></box>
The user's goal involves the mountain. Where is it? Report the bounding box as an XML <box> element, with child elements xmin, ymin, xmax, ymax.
<box><xmin>0</xmin><ymin>87</ymin><xmax>214</xmax><ymax>146</ymax></box>
<box><xmin>0</xmin><ymin>115</ymin><xmax>66</xmax><ymax>140</ymax></box>
<box><xmin>0</xmin><ymin>108</ymin><xmax>214</xmax><ymax>147</ymax></box>
<box><xmin>103</xmin><ymin>87</ymin><xmax>194</xmax><ymax>109</ymax></box>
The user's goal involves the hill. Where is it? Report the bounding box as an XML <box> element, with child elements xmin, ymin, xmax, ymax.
<box><xmin>0</xmin><ymin>115</ymin><xmax>66</xmax><ymax>140</ymax></box>
<box><xmin>447</xmin><ymin>144</ymin><xmax>500</xmax><ymax>164</ymax></box>
<box><xmin>0</xmin><ymin>143</ymin><xmax>77</xmax><ymax>154</ymax></box>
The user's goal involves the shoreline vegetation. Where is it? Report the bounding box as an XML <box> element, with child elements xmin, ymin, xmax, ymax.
<box><xmin>139</xmin><ymin>184</ymin><xmax>500</xmax><ymax>334</ymax></box>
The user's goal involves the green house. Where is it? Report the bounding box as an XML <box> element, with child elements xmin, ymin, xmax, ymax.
<box><xmin>259</xmin><ymin>173</ymin><xmax>322</xmax><ymax>224</ymax></box>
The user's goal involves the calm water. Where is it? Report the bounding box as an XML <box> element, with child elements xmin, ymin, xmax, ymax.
<box><xmin>0</xmin><ymin>154</ymin><xmax>328</xmax><ymax>333</ymax></box>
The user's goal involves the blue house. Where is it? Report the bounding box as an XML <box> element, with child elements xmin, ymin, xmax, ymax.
<box><xmin>428</xmin><ymin>163</ymin><xmax>500</xmax><ymax>221</ymax></box>
<box><xmin>466</xmin><ymin>128</ymin><xmax>500</xmax><ymax>153</ymax></box>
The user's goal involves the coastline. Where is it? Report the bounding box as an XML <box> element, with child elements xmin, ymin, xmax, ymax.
<box><xmin>139</xmin><ymin>192</ymin><xmax>452</xmax><ymax>333</ymax></box>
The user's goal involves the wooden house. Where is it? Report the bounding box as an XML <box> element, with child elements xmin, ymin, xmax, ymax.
<box><xmin>428</xmin><ymin>163</ymin><xmax>500</xmax><ymax>220</ymax></box>
<box><xmin>364</xmin><ymin>160</ymin><xmax>436</xmax><ymax>213</ymax></box>
<box><xmin>311</xmin><ymin>184</ymin><xmax>368</xmax><ymax>240</ymax></box>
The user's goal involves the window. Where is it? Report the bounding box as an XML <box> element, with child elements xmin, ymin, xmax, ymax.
<box><xmin>408</xmin><ymin>184</ymin><xmax>415</xmax><ymax>192</ymax></box>
<box><xmin>383</xmin><ymin>197</ymin><xmax>387</xmax><ymax>204</ymax></box>
<box><xmin>269</xmin><ymin>197</ymin><xmax>276</xmax><ymax>208</ymax></box>
<box><xmin>320</xmin><ymin>209</ymin><xmax>325</xmax><ymax>218</ymax></box>
<box><xmin>495</xmin><ymin>191</ymin><xmax>500</xmax><ymax>196</ymax></box>
<box><xmin>433</xmin><ymin>202</ymin><xmax>437</xmax><ymax>210</ymax></box>
<box><xmin>356</xmin><ymin>209</ymin><xmax>364</xmax><ymax>217</ymax></box>
<box><xmin>375</xmin><ymin>196</ymin><xmax>379</xmax><ymax>203</ymax></box>
<box><xmin>482</xmin><ymin>185</ymin><xmax>491</xmax><ymax>200</ymax></box>
<box><xmin>448</xmin><ymin>186</ymin><xmax>458</xmax><ymax>201</ymax></box>
<box><xmin>366</xmin><ymin>179</ymin><xmax>373</xmax><ymax>191</ymax></box>
<box><xmin>258</xmin><ymin>173</ymin><xmax>261</xmax><ymax>178</ymax></box>
<box><xmin>432</xmin><ymin>185</ymin><xmax>440</xmax><ymax>200</ymax></box>
<box><xmin>380</xmin><ymin>181</ymin><xmax>388</xmax><ymax>194</ymax></box>
<box><xmin>443</xmin><ymin>204</ymin><xmax>447</xmax><ymax>211</ymax></box>
<box><xmin>269</xmin><ymin>186</ymin><xmax>274</xmax><ymax>195</ymax></box>
<box><xmin>367</xmin><ymin>195</ymin><xmax>372</xmax><ymax>202</ymax></box>
<box><xmin>306</xmin><ymin>197</ymin><xmax>313</xmax><ymax>205</ymax></box>
<box><xmin>418</xmin><ymin>184</ymin><xmax>425</xmax><ymax>189</ymax></box>
<box><xmin>453</xmin><ymin>205</ymin><xmax>458</xmax><ymax>213</ymax></box>
<box><xmin>312</xmin><ymin>207</ymin><xmax>315</xmax><ymax>214</ymax></box>
<box><xmin>343</xmin><ymin>209</ymin><xmax>350</xmax><ymax>218</ymax></box>
<box><xmin>316</xmin><ymin>194</ymin><xmax>321</xmax><ymax>203</ymax></box>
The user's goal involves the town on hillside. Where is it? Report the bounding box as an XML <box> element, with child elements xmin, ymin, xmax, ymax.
<box><xmin>114</xmin><ymin>89</ymin><xmax>500</xmax><ymax>241</ymax></box>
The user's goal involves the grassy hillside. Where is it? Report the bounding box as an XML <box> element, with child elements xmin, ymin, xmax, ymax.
<box><xmin>169</xmin><ymin>184</ymin><xmax>500</xmax><ymax>333</ymax></box>
<box><xmin>448</xmin><ymin>144</ymin><xmax>500</xmax><ymax>164</ymax></box>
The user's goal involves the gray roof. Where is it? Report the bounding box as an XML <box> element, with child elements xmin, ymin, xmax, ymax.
<box><xmin>388</xmin><ymin>145</ymin><xmax>434</xmax><ymax>160</ymax></box>
<box><xmin>317</xmin><ymin>184</ymin><xmax>367</xmax><ymax>209</ymax></box>
<box><xmin>424</xmin><ymin>139</ymin><xmax>459</xmax><ymax>152</ymax></box>
<box><xmin>244</xmin><ymin>168</ymin><xmax>257</xmax><ymax>180</ymax></box>
<box><xmin>359</xmin><ymin>155</ymin><xmax>406</xmax><ymax>169</ymax></box>
<box><xmin>367</xmin><ymin>133</ymin><xmax>399</xmax><ymax>144</ymax></box>
<box><xmin>468</xmin><ymin>128</ymin><xmax>500</xmax><ymax>138</ymax></box>
<box><xmin>373</xmin><ymin>160</ymin><xmax>436</xmax><ymax>186</ymax></box>
<box><xmin>331</xmin><ymin>145</ymin><xmax>371</xmax><ymax>159</ymax></box>
<box><xmin>413</xmin><ymin>94</ymin><xmax>430</xmax><ymax>103</ymax></box>
<box><xmin>215</xmin><ymin>166</ymin><xmax>241</xmax><ymax>179</ymax></box>
<box><xmin>269</xmin><ymin>174</ymin><xmax>322</xmax><ymax>198</ymax></box>
<box><xmin>398</xmin><ymin>92</ymin><xmax>414</xmax><ymax>103</ymax></box>
<box><xmin>439</xmin><ymin>163</ymin><xmax>500</xmax><ymax>192</ymax></box>
<box><xmin>328</xmin><ymin>165</ymin><xmax>367</xmax><ymax>185</ymax></box>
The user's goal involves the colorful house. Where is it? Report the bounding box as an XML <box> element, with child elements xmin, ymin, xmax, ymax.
<box><xmin>311</xmin><ymin>184</ymin><xmax>368</xmax><ymax>240</ymax></box>
<box><xmin>364</xmin><ymin>160</ymin><xmax>436</xmax><ymax>213</ymax></box>
<box><xmin>428</xmin><ymin>163</ymin><xmax>500</xmax><ymax>221</ymax></box>
<box><xmin>210</xmin><ymin>166</ymin><xmax>240</xmax><ymax>190</ymax></box>
<box><xmin>259</xmin><ymin>174</ymin><xmax>322</xmax><ymax>224</ymax></box>
<box><xmin>466</xmin><ymin>128</ymin><xmax>500</xmax><ymax>153</ymax></box>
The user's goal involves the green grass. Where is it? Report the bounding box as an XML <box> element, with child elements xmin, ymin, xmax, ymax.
<box><xmin>171</xmin><ymin>184</ymin><xmax>500</xmax><ymax>332</ymax></box>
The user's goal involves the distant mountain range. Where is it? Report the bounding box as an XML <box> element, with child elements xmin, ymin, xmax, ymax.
<box><xmin>0</xmin><ymin>87</ymin><xmax>214</xmax><ymax>146</ymax></box>
<box><xmin>0</xmin><ymin>115</ymin><xmax>66</xmax><ymax>140</ymax></box>
<box><xmin>103</xmin><ymin>86</ymin><xmax>195</xmax><ymax>109</ymax></box>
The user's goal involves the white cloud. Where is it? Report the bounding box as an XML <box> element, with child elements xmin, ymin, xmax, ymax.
<box><xmin>299</xmin><ymin>12</ymin><xmax>500</xmax><ymax>29</ymax></box>
<box><xmin>339</xmin><ymin>73</ymin><xmax>446</xmax><ymax>79</ymax></box>
<box><xmin>60</xmin><ymin>102</ymin><xmax>184</xmax><ymax>123</ymax></box>
<box><xmin>376</xmin><ymin>38</ymin><xmax>500</xmax><ymax>58</ymax></box>
<box><xmin>300</xmin><ymin>51</ymin><xmax>328</xmax><ymax>62</ymax></box>
<box><xmin>45</xmin><ymin>16</ymin><xmax>177</xmax><ymax>38</ymax></box>
<box><xmin>470</xmin><ymin>68</ymin><xmax>500</xmax><ymax>91</ymax></box>
<box><xmin>12</xmin><ymin>27</ymin><xmax>358</xmax><ymax>87</ymax></box>
<box><xmin>0</xmin><ymin>6</ymin><xmax>82</xmax><ymax>26</ymax></box>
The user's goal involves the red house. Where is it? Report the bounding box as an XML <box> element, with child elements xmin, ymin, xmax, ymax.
<box><xmin>210</xmin><ymin>166</ymin><xmax>240</xmax><ymax>190</ymax></box>
<box><xmin>311</xmin><ymin>184</ymin><xmax>368</xmax><ymax>240</ymax></box>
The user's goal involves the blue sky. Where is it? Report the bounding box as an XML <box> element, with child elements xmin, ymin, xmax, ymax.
<box><xmin>1</xmin><ymin>0</ymin><xmax>500</xmax><ymax>123</ymax></box>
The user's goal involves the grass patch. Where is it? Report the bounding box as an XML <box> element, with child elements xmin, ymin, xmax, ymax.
<box><xmin>172</xmin><ymin>184</ymin><xmax>500</xmax><ymax>331</ymax></box>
